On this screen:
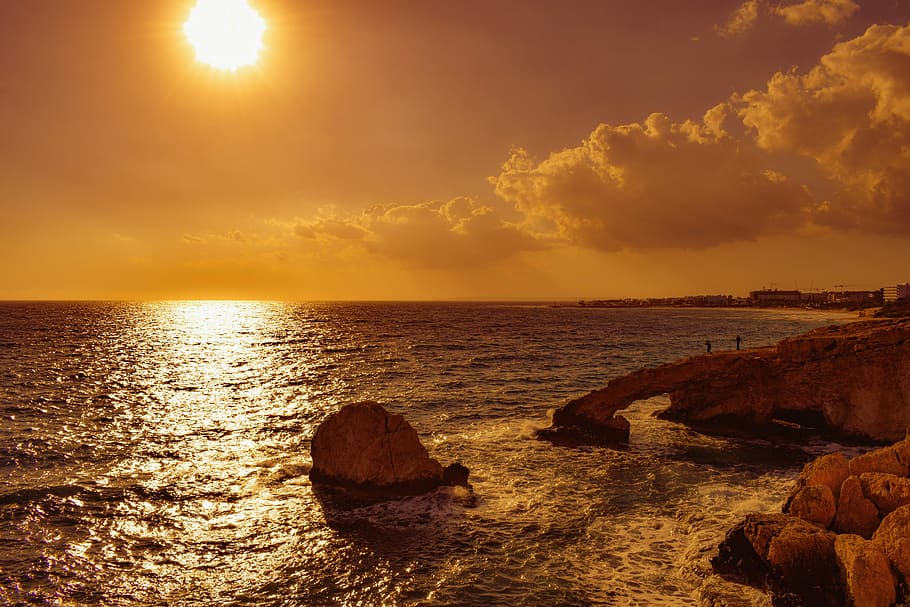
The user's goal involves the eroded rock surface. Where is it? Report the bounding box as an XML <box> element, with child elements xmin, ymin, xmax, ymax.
<box><xmin>542</xmin><ymin>319</ymin><xmax>910</xmax><ymax>443</ymax></box>
<box><xmin>309</xmin><ymin>401</ymin><xmax>469</xmax><ymax>494</ymax></box>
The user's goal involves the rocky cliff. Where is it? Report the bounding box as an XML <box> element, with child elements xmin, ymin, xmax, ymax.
<box><xmin>540</xmin><ymin>318</ymin><xmax>910</xmax><ymax>444</ymax></box>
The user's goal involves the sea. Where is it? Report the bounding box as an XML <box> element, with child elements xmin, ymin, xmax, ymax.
<box><xmin>0</xmin><ymin>301</ymin><xmax>865</xmax><ymax>606</ymax></box>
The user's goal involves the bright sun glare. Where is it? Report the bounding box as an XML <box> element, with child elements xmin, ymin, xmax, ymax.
<box><xmin>184</xmin><ymin>0</ymin><xmax>266</xmax><ymax>71</ymax></box>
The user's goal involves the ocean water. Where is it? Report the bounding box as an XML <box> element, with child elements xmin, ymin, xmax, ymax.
<box><xmin>0</xmin><ymin>301</ymin><xmax>863</xmax><ymax>606</ymax></box>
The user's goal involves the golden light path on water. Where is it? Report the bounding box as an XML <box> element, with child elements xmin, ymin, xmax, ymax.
<box><xmin>95</xmin><ymin>301</ymin><xmax>403</xmax><ymax>604</ymax></box>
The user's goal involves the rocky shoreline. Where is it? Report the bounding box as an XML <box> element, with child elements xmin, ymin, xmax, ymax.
<box><xmin>714</xmin><ymin>437</ymin><xmax>910</xmax><ymax>606</ymax></box>
<box><xmin>537</xmin><ymin>317</ymin><xmax>910</xmax><ymax>605</ymax></box>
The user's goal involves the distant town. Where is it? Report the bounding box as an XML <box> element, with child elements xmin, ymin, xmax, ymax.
<box><xmin>574</xmin><ymin>283</ymin><xmax>910</xmax><ymax>311</ymax></box>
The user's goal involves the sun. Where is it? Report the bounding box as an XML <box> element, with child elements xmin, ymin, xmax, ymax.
<box><xmin>184</xmin><ymin>0</ymin><xmax>266</xmax><ymax>71</ymax></box>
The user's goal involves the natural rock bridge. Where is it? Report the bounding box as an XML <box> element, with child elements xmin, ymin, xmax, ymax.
<box><xmin>540</xmin><ymin>318</ymin><xmax>910</xmax><ymax>444</ymax></box>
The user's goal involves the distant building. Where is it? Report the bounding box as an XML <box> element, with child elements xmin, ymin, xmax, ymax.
<box><xmin>883</xmin><ymin>283</ymin><xmax>910</xmax><ymax>303</ymax></box>
<box><xmin>749</xmin><ymin>290</ymin><xmax>801</xmax><ymax>306</ymax></box>
<box><xmin>686</xmin><ymin>295</ymin><xmax>729</xmax><ymax>307</ymax></box>
<box><xmin>837</xmin><ymin>290</ymin><xmax>880</xmax><ymax>305</ymax></box>
<box><xmin>801</xmin><ymin>291</ymin><xmax>828</xmax><ymax>306</ymax></box>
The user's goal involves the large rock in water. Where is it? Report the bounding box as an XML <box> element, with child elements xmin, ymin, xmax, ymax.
<box><xmin>541</xmin><ymin>318</ymin><xmax>910</xmax><ymax>443</ymax></box>
<box><xmin>309</xmin><ymin>401</ymin><xmax>469</xmax><ymax>494</ymax></box>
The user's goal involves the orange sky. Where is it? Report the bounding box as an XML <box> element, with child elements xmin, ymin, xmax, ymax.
<box><xmin>2</xmin><ymin>0</ymin><xmax>909</xmax><ymax>300</ymax></box>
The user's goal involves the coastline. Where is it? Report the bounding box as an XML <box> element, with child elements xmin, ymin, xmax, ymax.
<box><xmin>558</xmin><ymin>301</ymin><xmax>864</xmax><ymax>315</ymax></box>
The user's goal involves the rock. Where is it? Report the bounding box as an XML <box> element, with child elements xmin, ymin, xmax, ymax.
<box><xmin>443</xmin><ymin>462</ymin><xmax>470</xmax><ymax>487</ymax></box>
<box><xmin>712</xmin><ymin>512</ymin><xmax>842</xmax><ymax>606</ymax></box>
<box><xmin>544</xmin><ymin>319</ymin><xmax>910</xmax><ymax>442</ymax></box>
<box><xmin>860</xmin><ymin>472</ymin><xmax>910</xmax><ymax>516</ymax></box>
<box><xmin>539</xmin><ymin>407</ymin><xmax>630</xmax><ymax>445</ymax></box>
<box><xmin>834</xmin><ymin>475</ymin><xmax>881</xmax><ymax>539</ymax></box>
<box><xmin>873</xmin><ymin>503</ymin><xmax>910</xmax><ymax>582</ymax></box>
<box><xmin>849</xmin><ymin>446</ymin><xmax>907</xmax><ymax>477</ymax></box>
<box><xmin>309</xmin><ymin>401</ymin><xmax>469</xmax><ymax>494</ymax></box>
<box><xmin>787</xmin><ymin>452</ymin><xmax>849</xmax><ymax>503</ymax></box>
<box><xmin>834</xmin><ymin>534</ymin><xmax>897</xmax><ymax>607</ymax></box>
<box><xmin>786</xmin><ymin>484</ymin><xmax>836</xmax><ymax>527</ymax></box>
<box><xmin>766</xmin><ymin>519</ymin><xmax>840</xmax><ymax>604</ymax></box>
<box><xmin>713</xmin><ymin>513</ymin><xmax>789</xmax><ymax>590</ymax></box>
<box><xmin>891</xmin><ymin>435</ymin><xmax>910</xmax><ymax>473</ymax></box>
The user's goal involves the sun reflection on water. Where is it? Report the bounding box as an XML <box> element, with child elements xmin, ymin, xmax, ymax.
<box><xmin>99</xmin><ymin>300</ymin><xmax>339</xmax><ymax>604</ymax></box>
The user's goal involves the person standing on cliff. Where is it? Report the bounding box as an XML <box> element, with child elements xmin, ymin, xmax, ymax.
<box><xmin>705</xmin><ymin>340</ymin><xmax>712</xmax><ymax>354</ymax></box>
<box><xmin>735</xmin><ymin>335</ymin><xmax>741</xmax><ymax>350</ymax></box>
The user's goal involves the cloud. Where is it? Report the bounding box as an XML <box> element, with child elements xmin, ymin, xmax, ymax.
<box><xmin>774</xmin><ymin>0</ymin><xmax>860</xmax><ymax>26</ymax></box>
<box><xmin>293</xmin><ymin>197</ymin><xmax>542</xmax><ymax>268</ymax></box>
<box><xmin>278</xmin><ymin>20</ymin><xmax>909</xmax><ymax>265</ymax></box>
<box><xmin>182</xmin><ymin>233</ymin><xmax>207</xmax><ymax>244</ymax></box>
<box><xmin>182</xmin><ymin>230</ymin><xmax>250</xmax><ymax>245</ymax></box>
<box><xmin>717</xmin><ymin>0</ymin><xmax>763</xmax><ymax>38</ymax></box>
<box><xmin>490</xmin><ymin>109</ymin><xmax>815</xmax><ymax>252</ymax></box>
<box><xmin>737</xmin><ymin>22</ymin><xmax>910</xmax><ymax>231</ymax></box>
<box><xmin>294</xmin><ymin>219</ymin><xmax>368</xmax><ymax>241</ymax></box>
<box><xmin>717</xmin><ymin>0</ymin><xmax>859</xmax><ymax>36</ymax></box>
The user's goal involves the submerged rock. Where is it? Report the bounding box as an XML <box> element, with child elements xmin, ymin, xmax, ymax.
<box><xmin>309</xmin><ymin>401</ymin><xmax>469</xmax><ymax>495</ymax></box>
<box><xmin>542</xmin><ymin>318</ymin><xmax>910</xmax><ymax>443</ymax></box>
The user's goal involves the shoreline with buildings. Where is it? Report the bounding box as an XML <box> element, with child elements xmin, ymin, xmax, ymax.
<box><xmin>570</xmin><ymin>283</ymin><xmax>910</xmax><ymax>311</ymax></box>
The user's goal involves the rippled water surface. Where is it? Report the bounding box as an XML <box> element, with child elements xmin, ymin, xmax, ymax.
<box><xmin>0</xmin><ymin>302</ymin><xmax>859</xmax><ymax>605</ymax></box>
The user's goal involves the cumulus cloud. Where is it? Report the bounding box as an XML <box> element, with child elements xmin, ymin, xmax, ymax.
<box><xmin>294</xmin><ymin>197</ymin><xmax>541</xmax><ymax>268</ymax></box>
<box><xmin>488</xmin><ymin>21</ymin><xmax>910</xmax><ymax>251</ymax></box>
<box><xmin>282</xmin><ymin>20</ymin><xmax>909</xmax><ymax>264</ymax></box>
<box><xmin>491</xmin><ymin>109</ymin><xmax>815</xmax><ymax>252</ymax></box>
<box><xmin>774</xmin><ymin>0</ymin><xmax>860</xmax><ymax>26</ymax></box>
<box><xmin>737</xmin><ymin>22</ymin><xmax>910</xmax><ymax>231</ymax></box>
<box><xmin>717</xmin><ymin>0</ymin><xmax>763</xmax><ymax>38</ymax></box>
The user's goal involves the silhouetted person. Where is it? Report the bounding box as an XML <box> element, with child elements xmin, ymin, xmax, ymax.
<box><xmin>735</xmin><ymin>335</ymin><xmax>742</xmax><ymax>350</ymax></box>
<box><xmin>705</xmin><ymin>340</ymin><xmax>712</xmax><ymax>354</ymax></box>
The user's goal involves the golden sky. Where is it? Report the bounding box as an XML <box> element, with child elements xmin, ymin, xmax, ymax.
<box><xmin>2</xmin><ymin>0</ymin><xmax>909</xmax><ymax>300</ymax></box>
